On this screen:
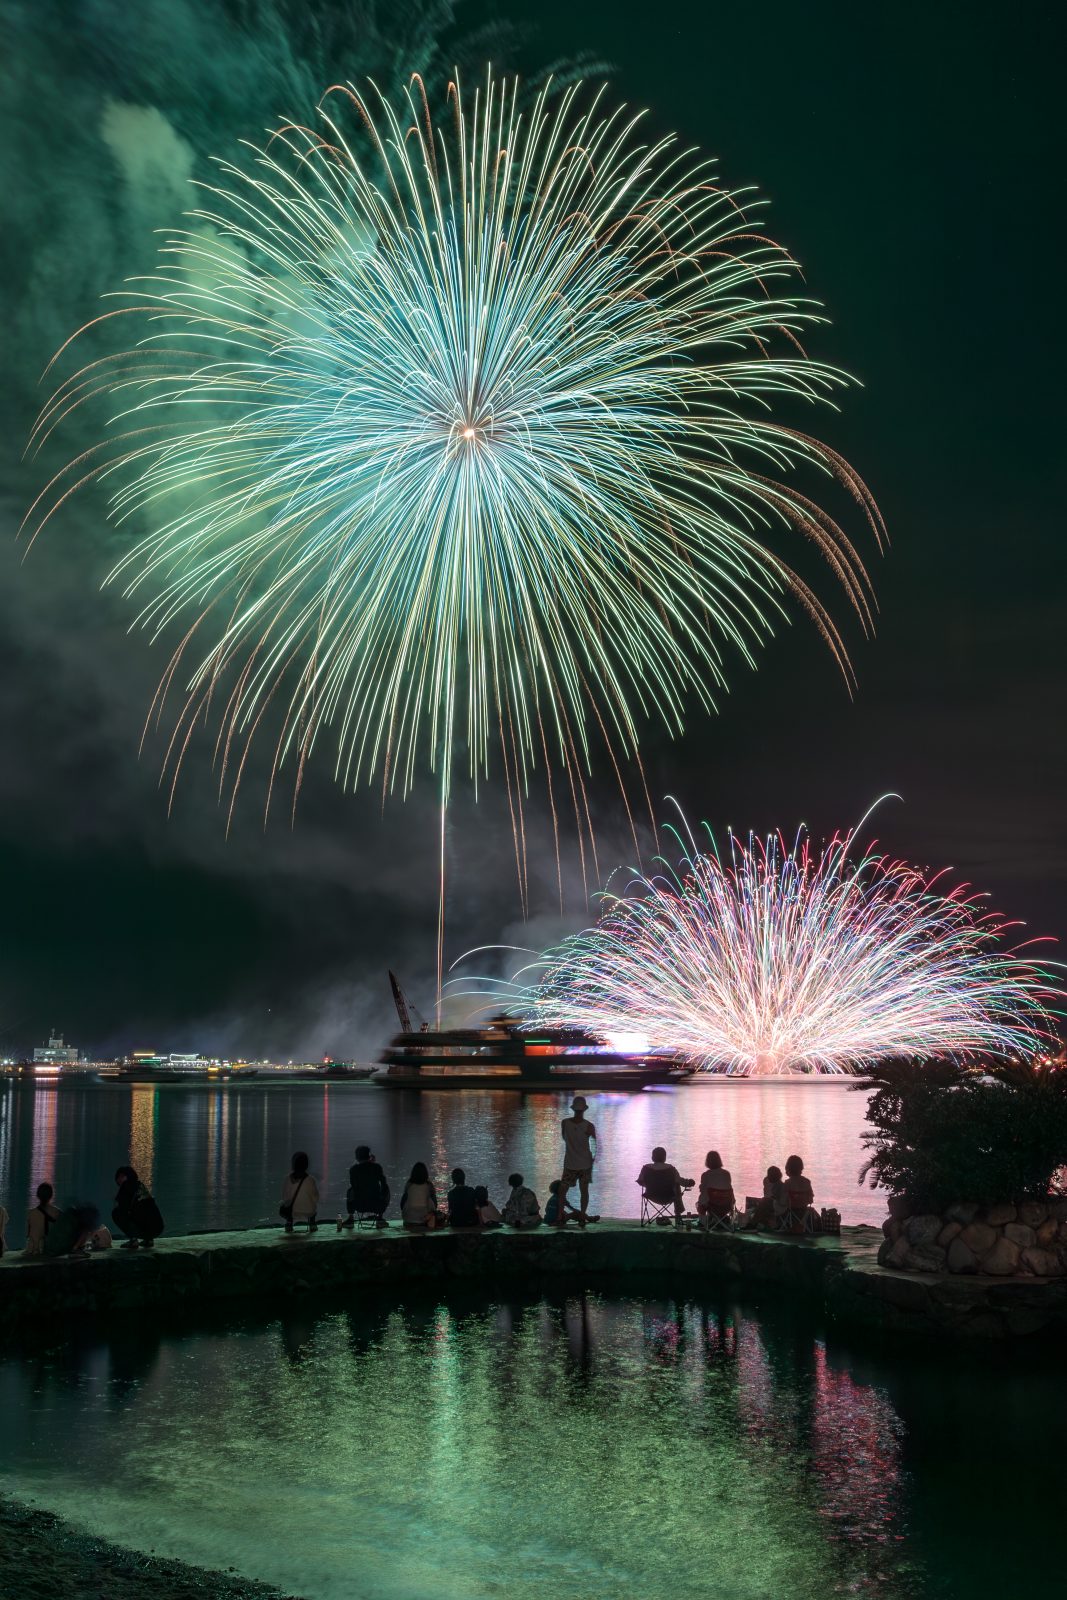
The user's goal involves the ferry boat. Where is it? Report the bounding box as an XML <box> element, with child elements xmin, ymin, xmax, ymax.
<box><xmin>101</xmin><ymin>1053</ymin><xmax>261</xmax><ymax>1084</ymax></box>
<box><xmin>374</xmin><ymin>1016</ymin><xmax>691</xmax><ymax>1091</ymax></box>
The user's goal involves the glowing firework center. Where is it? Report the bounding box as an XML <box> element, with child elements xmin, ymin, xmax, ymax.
<box><xmin>524</xmin><ymin>820</ymin><xmax>1060</xmax><ymax>1076</ymax></box>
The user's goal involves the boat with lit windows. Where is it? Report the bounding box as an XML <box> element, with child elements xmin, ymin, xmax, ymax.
<box><xmin>101</xmin><ymin>1053</ymin><xmax>261</xmax><ymax>1083</ymax></box>
<box><xmin>373</xmin><ymin>1015</ymin><xmax>691</xmax><ymax>1091</ymax></box>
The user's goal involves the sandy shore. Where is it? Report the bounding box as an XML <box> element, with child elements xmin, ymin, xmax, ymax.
<box><xmin>0</xmin><ymin>1498</ymin><xmax>303</xmax><ymax>1600</ymax></box>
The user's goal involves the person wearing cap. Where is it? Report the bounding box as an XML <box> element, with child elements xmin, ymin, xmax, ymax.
<box><xmin>558</xmin><ymin>1095</ymin><xmax>598</xmax><ymax>1226</ymax></box>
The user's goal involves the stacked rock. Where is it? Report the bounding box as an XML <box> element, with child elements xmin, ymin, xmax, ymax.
<box><xmin>878</xmin><ymin>1197</ymin><xmax>1067</xmax><ymax>1276</ymax></box>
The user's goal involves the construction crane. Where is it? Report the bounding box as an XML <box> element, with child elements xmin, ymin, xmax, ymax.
<box><xmin>388</xmin><ymin>971</ymin><xmax>427</xmax><ymax>1034</ymax></box>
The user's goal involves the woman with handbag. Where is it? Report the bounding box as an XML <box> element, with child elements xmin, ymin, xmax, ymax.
<box><xmin>279</xmin><ymin>1151</ymin><xmax>320</xmax><ymax>1234</ymax></box>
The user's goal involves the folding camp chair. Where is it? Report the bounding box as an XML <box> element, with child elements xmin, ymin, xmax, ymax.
<box><xmin>699</xmin><ymin>1191</ymin><xmax>736</xmax><ymax>1233</ymax></box>
<box><xmin>353</xmin><ymin>1210</ymin><xmax>385</xmax><ymax>1230</ymax></box>
<box><xmin>777</xmin><ymin>1184</ymin><xmax>817</xmax><ymax>1236</ymax></box>
<box><xmin>640</xmin><ymin>1186</ymin><xmax>683</xmax><ymax>1227</ymax></box>
<box><xmin>344</xmin><ymin>1173</ymin><xmax>389</xmax><ymax>1231</ymax></box>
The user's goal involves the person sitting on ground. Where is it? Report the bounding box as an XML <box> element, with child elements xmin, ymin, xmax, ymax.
<box><xmin>279</xmin><ymin>1152</ymin><xmax>320</xmax><ymax>1235</ymax></box>
<box><xmin>697</xmin><ymin>1151</ymin><xmax>735</xmax><ymax>1220</ymax></box>
<box><xmin>446</xmin><ymin>1168</ymin><xmax>480</xmax><ymax>1229</ymax></box>
<box><xmin>543</xmin><ymin>1179</ymin><xmax>588</xmax><ymax>1227</ymax></box>
<box><xmin>501</xmin><ymin>1172</ymin><xmax>542</xmax><ymax>1229</ymax></box>
<box><xmin>752</xmin><ymin>1165</ymin><xmax>784</xmax><ymax>1229</ymax></box>
<box><xmin>25</xmin><ymin>1182</ymin><xmax>61</xmax><ymax>1256</ymax></box>
<box><xmin>400</xmin><ymin>1162</ymin><xmax>440</xmax><ymax>1229</ymax></box>
<box><xmin>113</xmin><ymin>1166</ymin><xmax>165</xmax><ymax>1249</ymax></box>
<box><xmin>474</xmin><ymin>1185</ymin><xmax>502</xmax><ymax>1229</ymax></box>
<box><xmin>780</xmin><ymin>1154</ymin><xmax>816</xmax><ymax>1232</ymax></box>
<box><xmin>636</xmin><ymin>1146</ymin><xmax>694</xmax><ymax>1219</ymax></box>
<box><xmin>339</xmin><ymin>1144</ymin><xmax>390</xmax><ymax>1230</ymax></box>
<box><xmin>45</xmin><ymin>1200</ymin><xmax>101</xmax><ymax>1257</ymax></box>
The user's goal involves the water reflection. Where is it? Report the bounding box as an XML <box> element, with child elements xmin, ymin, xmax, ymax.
<box><xmin>128</xmin><ymin>1085</ymin><xmax>157</xmax><ymax>1190</ymax></box>
<box><xmin>6</xmin><ymin>1285</ymin><xmax>1034</xmax><ymax>1599</ymax></box>
<box><xmin>29</xmin><ymin>1086</ymin><xmax>58</xmax><ymax>1202</ymax></box>
<box><xmin>3</xmin><ymin>1287</ymin><xmax>1065</xmax><ymax>1597</ymax></box>
<box><xmin>0</xmin><ymin>1079</ymin><xmax>878</xmax><ymax>1239</ymax></box>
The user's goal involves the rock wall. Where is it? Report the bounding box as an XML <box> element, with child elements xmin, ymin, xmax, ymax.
<box><xmin>878</xmin><ymin>1198</ymin><xmax>1067</xmax><ymax>1276</ymax></box>
<box><xmin>4</xmin><ymin>1219</ymin><xmax>1067</xmax><ymax>1341</ymax></box>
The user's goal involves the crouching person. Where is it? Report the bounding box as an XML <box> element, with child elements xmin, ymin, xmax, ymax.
<box><xmin>113</xmin><ymin>1166</ymin><xmax>165</xmax><ymax>1249</ymax></box>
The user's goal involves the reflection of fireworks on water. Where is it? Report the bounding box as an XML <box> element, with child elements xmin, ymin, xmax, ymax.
<box><xmin>517</xmin><ymin>813</ymin><xmax>1063</xmax><ymax>1074</ymax></box>
<box><xmin>27</xmin><ymin>73</ymin><xmax>880</xmax><ymax>840</ymax></box>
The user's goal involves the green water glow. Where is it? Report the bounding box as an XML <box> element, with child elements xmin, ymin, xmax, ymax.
<box><xmin>2</xmin><ymin>1287</ymin><xmax>1060</xmax><ymax>1598</ymax></box>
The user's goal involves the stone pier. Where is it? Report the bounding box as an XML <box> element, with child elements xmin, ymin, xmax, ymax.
<box><xmin>3</xmin><ymin>1221</ymin><xmax>1067</xmax><ymax>1341</ymax></box>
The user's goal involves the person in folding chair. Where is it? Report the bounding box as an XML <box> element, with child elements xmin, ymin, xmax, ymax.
<box><xmin>697</xmin><ymin>1151</ymin><xmax>736</xmax><ymax>1232</ymax></box>
<box><xmin>338</xmin><ymin>1145</ymin><xmax>391</xmax><ymax>1230</ymax></box>
<box><xmin>636</xmin><ymin>1147</ymin><xmax>694</xmax><ymax>1226</ymax></box>
<box><xmin>776</xmin><ymin>1154</ymin><xmax>817</xmax><ymax>1235</ymax></box>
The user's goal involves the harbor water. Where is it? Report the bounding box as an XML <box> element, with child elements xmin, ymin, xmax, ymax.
<box><xmin>2</xmin><ymin>1281</ymin><xmax>1065</xmax><ymax>1600</ymax></box>
<box><xmin>5</xmin><ymin>1079</ymin><xmax>1066</xmax><ymax>1600</ymax></box>
<box><xmin>0</xmin><ymin>1078</ymin><xmax>878</xmax><ymax>1239</ymax></box>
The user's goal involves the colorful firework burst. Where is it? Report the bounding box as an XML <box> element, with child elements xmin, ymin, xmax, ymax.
<box><xmin>27</xmin><ymin>73</ymin><xmax>881</xmax><ymax>832</ymax></box>
<box><xmin>516</xmin><ymin>816</ymin><xmax>1063</xmax><ymax>1073</ymax></box>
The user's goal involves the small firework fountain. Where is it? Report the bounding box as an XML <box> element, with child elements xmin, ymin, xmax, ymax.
<box><xmin>519</xmin><ymin>816</ymin><xmax>1064</xmax><ymax>1075</ymax></box>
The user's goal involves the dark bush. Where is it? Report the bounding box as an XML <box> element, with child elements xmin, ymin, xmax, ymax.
<box><xmin>857</xmin><ymin>1059</ymin><xmax>1067</xmax><ymax>1211</ymax></box>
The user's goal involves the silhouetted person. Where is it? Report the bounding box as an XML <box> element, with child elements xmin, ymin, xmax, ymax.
<box><xmin>279</xmin><ymin>1151</ymin><xmax>319</xmax><ymax>1233</ymax></box>
<box><xmin>636</xmin><ymin>1146</ymin><xmax>693</xmax><ymax>1219</ymax></box>
<box><xmin>502</xmin><ymin>1172</ymin><xmax>542</xmax><ymax>1228</ymax></box>
<box><xmin>25</xmin><ymin>1182</ymin><xmax>60</xmax><ymax>1256</ymax></box>
<box><xmin>400</xmin><ymin>1162</ymin><xmax>440</xmax><ymax>1229</ymax></box>
<box><xmin>697</xmin><ymin>1151</ymin><xmax>735</xmax><ymax>1221</ymax></box>
<box><xmin>781</xmin><ymin>1154</ymin><xmax>816</xmax><ymax>1232</ymax></box>
<box><xmin>46</xmin><ymin>1200</ymin><xmax>100</xmax><ymax>1256</ymax></box>
<box><xmin>112</xmin><ymin>1166</ymin><xmax>164</xmax><ymax>1249</ymax></box>
<box><xmin>753</xmin><ymin>1165</ymin><xmax>784</xmax><ymax>1228</ymax></box>
<box><xmin>558</xmin><ymin>1095</ymin><xmax>597</xmax><ymax>1224</ymax></box>
<box><xmin>339</xmin><ymin>1145</ymin><xmax>390</xmax><ymax>1229</ymax></box>
<box><xmin>446</xmin><ymin>1168</ymin><xmax>479</xmax><ymax>1228</ymax></box>
<box><xmin>474</xmin><ymin>1185</ymin><xmax>502</xmax><ymax>1228</ymax></box>
<box><xmin>544</xmin><ymin>1180</ymin><xmax>583</xmax><ymax>1227</ymax></box>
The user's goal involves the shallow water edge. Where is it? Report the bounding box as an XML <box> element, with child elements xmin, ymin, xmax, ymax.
<box><xmin>0</xmin><ymin>1495</ymin><xmax>303</xmax><ymax>1600</ymax></box>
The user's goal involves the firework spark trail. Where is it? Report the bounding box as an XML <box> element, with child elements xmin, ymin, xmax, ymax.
<box><xmin>26</xmin><ymin>73</ymin><xmax>881</xmax><ymax>832</ymax></box>
<box><xmin>513</xmin><ymin>817</ymin><xmax>1063</xmax><ymax>1073</ymax></box>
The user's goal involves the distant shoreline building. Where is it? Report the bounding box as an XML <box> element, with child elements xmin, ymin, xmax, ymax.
<box><xmin>32</xmin><ymin>1030</ymin><xmax>80</xmax><ymax>1066</ymax></box>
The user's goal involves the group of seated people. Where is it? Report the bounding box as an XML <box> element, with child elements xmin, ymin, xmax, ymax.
<box><xmin>333</xmin><ymin>1147</ymin><xmax>555</xmax><ymax>1232</ymax></box>
<box><xmin>636</xmin><ymin>1147</ymin><xmax>819</xmax><ymax>1232</ymax></box>
<box><xmin>282</xmin><ymin>1142</ymin><xmax>819</xmax><ymax>1237</ymax></box>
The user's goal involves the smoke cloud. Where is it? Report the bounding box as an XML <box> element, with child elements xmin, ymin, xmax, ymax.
<box><xmin>0</xmin><ymin>2</ymin><xmax>614</xmax><ymax>1059</ymax></box>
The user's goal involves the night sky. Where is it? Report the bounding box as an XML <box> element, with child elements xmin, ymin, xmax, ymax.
<box><xmin>1</xmin><ymin>1</ymin><xmax>1063</xmax><ymax>1059</ymax></box>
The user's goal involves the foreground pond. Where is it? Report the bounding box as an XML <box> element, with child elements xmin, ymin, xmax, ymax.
<box><xmin>2</xmin><ymin>1285</ymin><xmax>1062</xmax><ymax>1599</ymax></box>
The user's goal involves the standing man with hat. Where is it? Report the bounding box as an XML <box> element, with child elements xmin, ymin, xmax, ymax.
<box><xmin>558</xmin><ymin>1096</ymin><xmax>598</xmax><ymax>1226</ymax></box>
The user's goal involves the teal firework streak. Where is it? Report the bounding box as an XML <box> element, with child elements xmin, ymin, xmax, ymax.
<box><xmin>28</xmin><ymin>75</ymin><xmax>882</xmax><ymax>815</ymax></box>
<box><xmin>517</xmin><ymin>817</ymin><xmax>1063</xmax><ymax>1074</ymax></box>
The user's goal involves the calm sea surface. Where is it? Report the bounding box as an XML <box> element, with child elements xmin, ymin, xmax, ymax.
<box><xmin>0</xmin><ymin>1079</ymin><xmax>879</xmax><ymax>1238</ymax></box>
<box><xmin>3</xmin><ymin>1282</ymin><xmax>1064</xmax><ymax>1599</ymax></box>
<box><xmin>5</xmin><ymin>1082</ymin><xmax>1064</xmax><ymax>1600</ymax></box>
